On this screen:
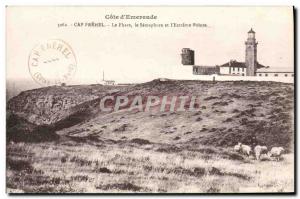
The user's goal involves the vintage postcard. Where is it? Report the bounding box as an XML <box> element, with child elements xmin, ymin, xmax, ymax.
<box><xmin>6</xmin><ymin>6</ymin><xmax>294</xmax><ymax>194</ymax></box>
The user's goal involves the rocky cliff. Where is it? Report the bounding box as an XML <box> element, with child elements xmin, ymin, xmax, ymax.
<box><xmin>7</xmin><ymin>85</ymin><xmax>119</xmax><ymax>126</ymax></box>
<box><xmin>7</xmin><ymin>84</ymin><xmax>128</xmax><ymax>142</ymax></box>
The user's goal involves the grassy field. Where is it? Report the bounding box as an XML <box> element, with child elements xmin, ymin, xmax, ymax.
<box><xmin>6</xmin><ymin>142</ymin><xmax>294</xmax><ymax>193</ymax></box>
<box><xmin>6</xmin><ymin>80</ymin><xmax>294</xmax><ymax>193</ymax></box>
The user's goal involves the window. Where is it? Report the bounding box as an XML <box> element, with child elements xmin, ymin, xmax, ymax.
<box><xmin>238</xmin><ymin>67</ymin><xmax>240</xmax><ymax>72</ymax></box>
<box><xmin>274</xmin><ymin>74</ymin><xmax>278</xmax><ymax>77</ymax></box>
<box><xmin>265</xmin><ymin>74</ymin><xmax>268</xmax><ymax>77</ymax></box>
<box><xmin>242</xmin><ymin>68</ymin><xmax>244</xmax><ymax>72</ymax></box>
<box><xmin>285</xmin><ymin>74</ymin><xmax>288</xmax><ymax>77</ymax></box>
<box><xmin>242</xmin><ymin>74</ymin><xmax>245</xmax><ymax>76</ymax></box>
<box><xmin>292</xmin><ymin>74</ymin><xmax>294</xmax><ymax>77</ymax></box>
<box><xmin>259</xmin><ymin>74</ymin><xmax>262</xmax><ymax>76</ymax></box>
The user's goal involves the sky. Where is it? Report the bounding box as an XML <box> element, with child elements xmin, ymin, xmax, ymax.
<box><xmin>6</xmin><ymin>6</ymin><xmax>294</xmax><ymax>86</ymax></box>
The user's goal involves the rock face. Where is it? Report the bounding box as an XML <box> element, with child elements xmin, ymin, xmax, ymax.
<box><xmin>7</xmin><ymin>85</ymin><xmax>117</xmax><ymax>126</ymax></box>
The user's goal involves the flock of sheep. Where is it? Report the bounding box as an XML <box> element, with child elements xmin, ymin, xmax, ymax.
<box><xmin>234</xmin><ymin>142</ymin><xmax>285</xmax><ymax>161</ymax></box>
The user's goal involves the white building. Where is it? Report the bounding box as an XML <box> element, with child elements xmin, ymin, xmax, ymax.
<box><xmin>256</xmin><ymin>67</ymin><xmax>294</xmax><ymax>78</ymax></box>
<box><xmin>219</xmin><ymin>60</ymin><xmax>267</xmax><ymax>76</ymax></box>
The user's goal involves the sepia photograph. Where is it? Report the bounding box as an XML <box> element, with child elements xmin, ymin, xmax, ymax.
<box><xmin>5</xmin><ymin>6</ymin><xmax>295</xmax><ymax>194</ymax></box>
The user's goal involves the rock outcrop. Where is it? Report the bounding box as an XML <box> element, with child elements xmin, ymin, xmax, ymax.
<box><xmin>7</xmin><ymin>85</ymin><xmax>117</xmax><ymax>126</ymax></box>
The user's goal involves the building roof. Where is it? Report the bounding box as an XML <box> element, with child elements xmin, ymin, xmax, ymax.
<box><xmin>248</xmin><ymin>28</ymin><xmax>255</xmax><ymax>33</ymax></box>
<box><xmin>220</xmin><ymin>60</ymin><xmax>266</xmax><ymax>69</ymax></box>
<box><xmin>256</xmin><ymin>62</ymin><xmax>268</xmax><ymax>69</ymax></box>
<box><xmin>220</xmin><ymin>60</ymin><xmax>246</xmax><ymax>68</ymax></box>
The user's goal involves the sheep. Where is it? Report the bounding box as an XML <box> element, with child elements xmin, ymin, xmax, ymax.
<box><xmin>233</xmin><ymin>142</ymin><xmax>242</xmax><ymax>152</ymax></box>
<box><xmin>268</xmin><ymin>147</ymin><xmax>284</xmax><ymax>161</ymax></box>
<box><xmin>234</xmin><ymin>142</ymin><xmax>252</xmax><ymax>156</ymax></box>
<box><xmin>240</xmin><ymin>144</ymin><xmax>252</xmax><ymax>156</ymax></box>
<box><xmin>254</xmin><ymin>145</ymin><xmax>268</xmax><ymax>160</ymax></box>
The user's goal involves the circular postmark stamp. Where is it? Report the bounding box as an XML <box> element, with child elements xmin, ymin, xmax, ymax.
<box><xmin>28</xmin><ymin>39</ymin><xmax>77</xmax><ymax>86</ymax></box>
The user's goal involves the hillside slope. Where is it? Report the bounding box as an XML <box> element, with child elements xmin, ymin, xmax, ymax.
<box><xmin>7</xmin><ymin>79</ymin><xmax>294</xmax><ymax>149</ymax></box>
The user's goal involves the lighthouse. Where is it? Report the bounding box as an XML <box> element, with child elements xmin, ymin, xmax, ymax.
<box><xmin>245</xmin><ymin>28</ymin><xmax>258</xmax><ymax>76</ymax></box>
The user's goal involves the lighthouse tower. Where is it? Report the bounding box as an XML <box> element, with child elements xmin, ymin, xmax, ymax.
<box><xmin>245</xmin><ymin>28</ymin><xmax>258</xmax><ymax>76</ymax></box>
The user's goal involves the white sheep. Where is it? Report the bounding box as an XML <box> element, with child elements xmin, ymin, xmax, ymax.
<box><xmin>233</xmin><ymin>142</ymin><xmax>242</xmax><ymax>152</ymax></box>
<box><xmin>234</xmin><ymin>142</ymin><xmax>252</xmax><ymax>156</ymax></box>
<box><xmin>254</xmin><ymin>145</ymin><xmax>268</xmax><ymax>160</ymax></box>
<box><xmin>241</xmin><ymin>144</ymin><xmax>252</xmax><ymax>156</ymax></box>
<box><xmin>268</xmin><ymin>147</ymin><xmax>284</xmax><ymax>161</ymax></box>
